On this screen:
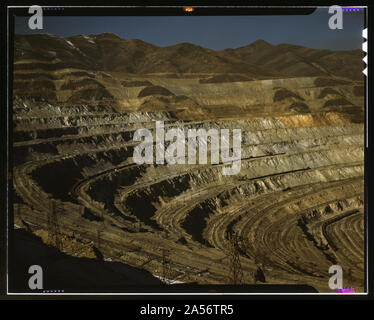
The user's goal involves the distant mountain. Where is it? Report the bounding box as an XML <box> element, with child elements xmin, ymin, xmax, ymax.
<box><xmin>224</xmin><ymin>41</ymin><xmax>363</xmax><ymax>80</ymax></box>
<box><xmin>14</xmin><ymin>33</ymin><xmax>364</xmax><ymax>80</ymax></box>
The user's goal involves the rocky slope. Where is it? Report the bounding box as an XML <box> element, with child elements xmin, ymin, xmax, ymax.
<box><xmin>15</xmin><ymin>33</ymin><xmax>364</xmax><ymax>79</ymax></box>
<box><xmin>11</xmin><ymin>33</ymin><xmax>365</xmax><ymax>292</ymax></box>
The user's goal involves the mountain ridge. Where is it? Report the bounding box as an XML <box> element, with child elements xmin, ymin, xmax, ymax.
<box><xmin>14</xmin><ymin>32</ymin><xmax>364</xmax><ymax>80</ymax></box>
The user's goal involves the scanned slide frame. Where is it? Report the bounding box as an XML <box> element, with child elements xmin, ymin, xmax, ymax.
<box><xmin>4</xmin><ymin>5</ymin><xmax>370</xmax><ymax>296</ymax></box>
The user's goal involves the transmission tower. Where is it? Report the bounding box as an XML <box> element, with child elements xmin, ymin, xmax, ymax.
<box><xmin>97</xmin><ymin>229</ymin><xmax>102</xmax><ymax>251</ymax></box>
<box><xmin>228</xmin><ymin>232</ymin><xmax>244</xmax><ymax>285</ymax></box>
<box><xmin>47</xmin><ymin>199</ymin><xmax>62</xmax><ymax>251</ymax></box>
<box><xmin>161</xmin><ymin>248</ymin><xmax>170</xmax><ymax>280</ymax></box>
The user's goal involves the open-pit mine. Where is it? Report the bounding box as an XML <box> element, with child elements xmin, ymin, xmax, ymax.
<box><xmin>11</xmin><ymin>33</ymin><xmax>365</xmax><ymax>292</ymax></box>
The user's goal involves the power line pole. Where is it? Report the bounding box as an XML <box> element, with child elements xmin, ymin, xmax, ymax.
<box><xmin>161</xmin><ymin>248</ymin><xmax>177</xmax><ymax>282</ymax></box>
<box><xmin>228</xmin><ymin>232</ymin><xmax>244</xmax><ymax>285</ymax></box>
<box><xmin>47</xmin><ymin>199</ymin><xmax>62</xmax><ymax>251</ymax></box>
<box><xmin>97</xmin><ymin>229</ymin><xmax>102</xmax><ymax>251</ymax></box>
<box><xmin>162</xmin><ymin>248</ymin><xmax>169</xmax><ymax>281</ymax></box>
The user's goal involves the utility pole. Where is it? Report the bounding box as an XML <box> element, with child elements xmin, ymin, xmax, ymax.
<box><xmin>17</xmin><ymin>203</ymin><xmax>20</xmax><ymax>219</ymax></box>
<box><xmin>162</xmin><ymin>248</ymin><xmax>169</xmax><ymax>280</ymax></box>
<box><xmin>228</xmin><ymin>232</ymin><xmax>244</xmax><ymax>285</ymax></box>
<box><xmin>97</xmin><ymin>229</ymin><xmax>102</xmax><ymax>251</ymax></box>
<box><xmin>47</xmin><ymin>199</ymin><xmax>62</xmax><ymax>251</ymax></box>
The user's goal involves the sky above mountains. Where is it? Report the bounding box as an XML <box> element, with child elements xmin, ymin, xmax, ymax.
<box><xmin>15</xmin><ymin>7</ymin><xmax>365</xmax><ymax>51</ymax></box>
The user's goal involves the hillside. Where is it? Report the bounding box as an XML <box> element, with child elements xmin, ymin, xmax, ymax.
<box><xmin>11</xmin><ymin>32</ymin><xmax>365</xmax><ymax>293</ymax></box>
<box><xmin>14</xmin><ymin>33</ymin><xmax>364</xmax><ymax>79</ymax></box>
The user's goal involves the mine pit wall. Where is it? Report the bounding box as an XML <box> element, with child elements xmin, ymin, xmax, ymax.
<box><xmin>146</xmin><ymin>77</ymin><xmax>363</xmax><ymax>111</ymax></box>
<box><xmin>13</xmin><ymin>74</ymin><xmax>364</xmax><ymax>120</ymax></box>
<box><xmin>13</xmin><ymin>101</ymin><xmax>174</xmax><ymax>131</ymax></box>
<box><xmin>14</xmin><ymin>110</ymin><xmax>364</xmax><ymax>222</ymax></box>
<box><xmin>111</xmin><ymin>145</ymin><xmax>363</xmax><ymax>244</ymax></box>
<box><xmin>11</xmin><ymin>93</ymin><xmax>365</xmax><ymax>291</ymax></box>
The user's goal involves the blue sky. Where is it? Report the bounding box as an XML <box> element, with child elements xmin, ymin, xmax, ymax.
<box><xmin>15</xmin><ymin>7</ymin><xmax>365</xmax><ymax>50</ymax></box>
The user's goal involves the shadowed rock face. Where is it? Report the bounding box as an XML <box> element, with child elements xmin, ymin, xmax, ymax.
<box><xmin>199</xmin><ymin>74</ymin><xmax>253</xmax><ymax>83</ymax></box>
<box><xmin>12</xmin><ymin>33</ymin><xmax>365</xmax><ymax>292</ymax></box>
<box><xmin>9</xmin><ymin>229</ymin><xmax>163</xmax><ymax>292</ymax></box>
<box><xmin>121</xmin><ymin>80</ymin><xmax>153</xmax><ymax>87</ymax></box>
<box><xmin>138</xmin><ymin>85</ymin><xmax>175</xmax><ymax>98</ymax></box>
